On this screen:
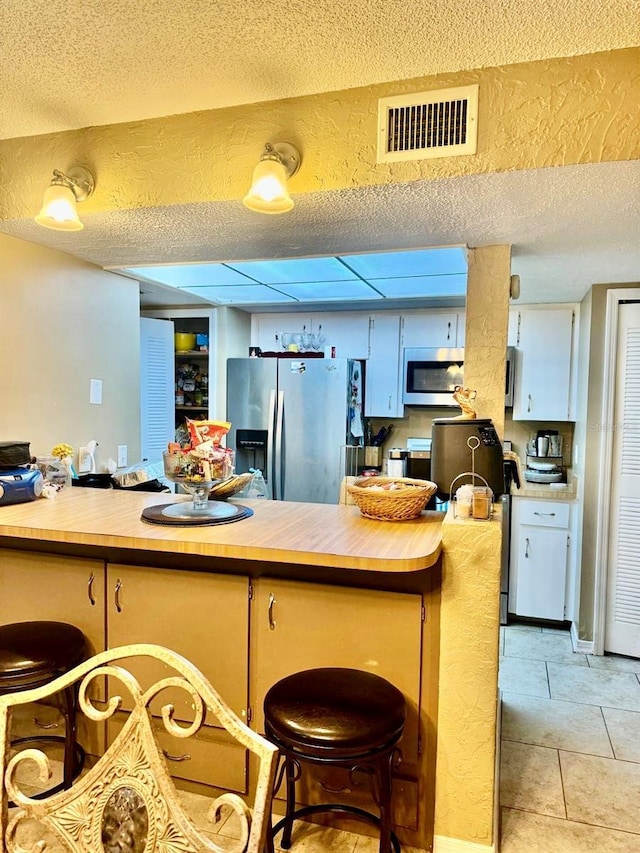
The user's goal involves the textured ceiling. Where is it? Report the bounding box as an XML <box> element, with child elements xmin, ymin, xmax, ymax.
<box><xmin>1</xmin><ymin>0</ymin><xmax>638</xmax><ymax>309</ymax></box>
<box><xmin>1</xmin><ymin>0</ymin><xmax>637</xmax><ymax>142</ymax></box>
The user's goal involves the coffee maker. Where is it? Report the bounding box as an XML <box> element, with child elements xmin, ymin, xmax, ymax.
<box><xmin>430</xmin><ymin>418</ymin><xmax>504</xmax><ymax>500</ymax></box>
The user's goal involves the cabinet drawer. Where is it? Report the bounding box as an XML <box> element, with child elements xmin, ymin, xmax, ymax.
<box><xmin>109</xmin><ymin>712</ymin><xmax>247</xmax><ymax>793</ymax></box>
<box><xmin>518</xmin><ymin>500</ymin><xmax>570</xmax><ymax>528</ymax></box>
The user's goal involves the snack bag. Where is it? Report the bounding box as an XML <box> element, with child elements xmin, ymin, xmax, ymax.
<box><xmin>186</xmin><ymin>418</ymin><xmax>231</xmax><ymax>447</ymax></box>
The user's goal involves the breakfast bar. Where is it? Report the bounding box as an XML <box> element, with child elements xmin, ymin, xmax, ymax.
<box><xmin>0</xmin><ymin>487</ymin><xmax>501</xmax><ymax>852</ymax></box>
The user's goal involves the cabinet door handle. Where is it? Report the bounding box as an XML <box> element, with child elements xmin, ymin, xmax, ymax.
<box><xmin>525</xmin><ymin>538</ymin><xmax>530</xmax><ymax>558</ymax></box>
<box><xmin>388</xmin><ymin>394</ymin><xmax>392</xmax><ymax>411</ymax></box>
<box><xmin>268</xmin><ymin>592</ymin><xmax>276</xmax><ymax>631</ymax></box>
<box><xmin>162</xmin><ymin>750</ymin><xmax>191</xmax><ymax>763</ymax></box>
<box><xmin>114</xmin><ymin>578</ymin><xmax>123</xmax><ymax>613</ymax></box>
<box><xmin>527</xmin><ymin>394</ymin><xmax>532</xmax><ymax>413</ymax></box>
<box><xmin>87</xmin><ymin>572</ymin><xmax>96</xmax><ymax>606</ymax></box>
<box><xmin>447</xmin><ymin>321</ymin><xmax>451</xmax><ymax>340</ymax></box>
<box><xmin>533</xmin><ymin>511</ymin><xmax>556</xmax><ymax>517</ymax></box>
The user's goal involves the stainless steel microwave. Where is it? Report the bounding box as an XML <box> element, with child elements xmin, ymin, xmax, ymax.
<box><xmin>402</xmin><ymin>347</ymin><xmax>516</xmax><ymax>407</ymax></box>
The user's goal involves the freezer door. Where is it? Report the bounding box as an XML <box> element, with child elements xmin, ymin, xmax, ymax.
<box><xmin>226</xmin><ymin>358</ymin><xmax>278</xmax><ymax>487</ymax></box>
<box><xmin>277</xmin><ymin>358</ymin><xmax>356</xmax><ymax>504</ymax></box>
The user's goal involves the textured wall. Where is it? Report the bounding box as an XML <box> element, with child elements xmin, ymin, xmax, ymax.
<box><xmin>435</xmin><ymin>508</ymin><xmax>502</xmax><ymax>846</ymax></box>
<box><xmin>1</xmin><ymin>48</ymin><xmax>638</xmax><ymax>221</ymax></box>
<box><xmin>464</xmin><ymin>247</ymin><xmax>511</xmax><ymax>436</ymax></box>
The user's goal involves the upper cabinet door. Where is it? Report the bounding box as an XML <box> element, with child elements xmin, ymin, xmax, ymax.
<box><xmin>252</xmin><ymin>314</ymin><xmax>313</xmax><ymax>353</ymax></box>
<box><xmin>512</xmin><ymin>307</ymin><xmax>576</xmax><ymax>421</ymax></box>
<box><xmin>401</xmin><ymin>311</ymin><xmax>459</xmax><ymax>348</ymax></box>
<box><xmin>365</xmin><ymin>314</ymin><xmax>403</xmax><ymax>417</ymax></box>
<box><xmin>309</xmin><ymin>312</ymin><xmax>370</xmax><ymax>359</ymax></box>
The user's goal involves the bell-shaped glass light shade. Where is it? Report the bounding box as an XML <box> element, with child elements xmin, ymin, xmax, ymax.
<box><xmin>35</xmin><ymin>183</ymin><xmax>84</xmax><ymax>231</ymax></box>
<box><xmin>243</xmin><ymin>158</ymin><xmax>294</xmax><ymax>214</ymax></box>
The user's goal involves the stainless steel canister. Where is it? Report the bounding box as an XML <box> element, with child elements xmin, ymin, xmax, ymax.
<box><xmin>387</xmin><ymin>448</ymin><xmax>408</xmax><ymax>478</ymax></box>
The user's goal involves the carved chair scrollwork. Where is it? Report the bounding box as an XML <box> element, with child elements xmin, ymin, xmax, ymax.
<box><xmin>0</xmin><ymin>644</ymin><xmax>278</xmax><ymax>853</ymax></box>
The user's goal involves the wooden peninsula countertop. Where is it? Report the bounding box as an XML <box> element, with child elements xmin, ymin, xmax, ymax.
<box><xmin>0</xmin><ymin>488</ymin><xmax>443</xmax><ymax>573</ymax></box>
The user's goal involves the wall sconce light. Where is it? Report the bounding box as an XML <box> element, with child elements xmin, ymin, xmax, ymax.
<box><xmin>243</xmin><ymin>142</ymin><xmax>300</xmax><ymax>214</ymax></box>
<box><xmin>35</xmin><ymin>167</ymin><xmax>95</xmax><ymax>231</ymax></box>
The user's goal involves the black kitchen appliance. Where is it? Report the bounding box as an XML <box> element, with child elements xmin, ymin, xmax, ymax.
<box><xmin>430</xmin><ymin>418</ymin><xmax>505</xmax><ymax>500</ymax></box>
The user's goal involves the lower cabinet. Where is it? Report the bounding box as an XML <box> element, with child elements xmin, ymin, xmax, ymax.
<box><xmin>0</xmin><ymin>549</ymin><xmax>106</xmax><ymax>755</ymax></box>
<box><xmin>509</xmin><ymin>499</ymin><xmax>571</xmax><ymax>621</ymax></box>
<box><xmin>105</xmin><ymin>564</ymin><xmax>250</xmax><ymax>793</ymax></box>
<box><xmin>250</xmin><ymin>578</ymin><xmax>424</xmax><ymax>829</ymax></box>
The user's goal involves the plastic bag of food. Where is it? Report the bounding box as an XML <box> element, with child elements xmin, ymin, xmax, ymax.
<box><xmin>186</xmin><ymin>418</ymin><xmax>231</xmax><ymax>447</ymax></box>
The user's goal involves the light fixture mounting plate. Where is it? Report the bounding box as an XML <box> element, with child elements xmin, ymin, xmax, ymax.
<box><xmin>66</xmin><ymin>166</ymin><xmax>95</xmax><ymax>202</ymax></box>
<box><xmin>271</xmin><ymin>142</ymin><xmax>300</xmax><ymax>179</ymax></box>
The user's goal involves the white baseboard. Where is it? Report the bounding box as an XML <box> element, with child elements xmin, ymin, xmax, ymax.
<box><xmin>571</xmin><ymin>621</ymin><xmax>595</xmax><ymax>655</ymax></box>
<box><xmin>433</xmin><ymin>836</ymin><xmax>496</xmax><ymax>853</ymax></box>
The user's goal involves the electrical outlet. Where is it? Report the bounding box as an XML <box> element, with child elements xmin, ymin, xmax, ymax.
<box><xmin>117</xmin><ymin>445</ymin><xmax>128</xmax><ymax>468</ymax></box>
<box><xmin>78</xmin><ymin>446</ymin><xmax>92</xmax><ymax>473</ymax></box>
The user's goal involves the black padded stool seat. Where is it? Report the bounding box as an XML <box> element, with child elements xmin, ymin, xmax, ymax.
<box><xmin>0</xmin><ymin>621</ymin><xmax>89</xmax><ymax>799</ymax></box>
<box><xmin>264</xmin><ymin>667</ymin><xmax>405</xmax><ymax>853</ymax></box>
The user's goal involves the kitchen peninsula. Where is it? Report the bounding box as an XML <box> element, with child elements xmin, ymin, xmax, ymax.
<box><xmin>0</xmin><ymin>487</ymin><xmax>501</xmax><ymax>852</ymax></box>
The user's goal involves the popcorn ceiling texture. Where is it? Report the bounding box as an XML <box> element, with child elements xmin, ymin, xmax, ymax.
<box><xmin>1</xmin><ymin>49</ymin><xmax>638</xmax><ymax>304</ymax></box>
<box><xmin>0</xmin><ymin>0</ymin><xmax>637</xmax><ymax>141</ymax></box>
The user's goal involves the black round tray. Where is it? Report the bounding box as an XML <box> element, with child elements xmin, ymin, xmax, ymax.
<box><xmin>141</xmin><ymin>502</ymin><xmax>253</xmax><ymax>527</ymax></box>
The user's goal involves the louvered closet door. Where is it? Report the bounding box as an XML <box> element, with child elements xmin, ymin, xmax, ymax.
<box><xmin>140</xmin><ymin>317</ymin><xmax>175</xmax><ymax>460</ymax></box>
<box><xmin>605</xmin><ymin>302</ymin><xmax>640</xmax><ymax>657</ymax></box>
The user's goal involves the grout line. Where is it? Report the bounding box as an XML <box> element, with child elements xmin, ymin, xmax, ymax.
<box><xmin>599</xmin><ymin>704</ymin><xmax>617</xmax><ymax>760</ymax></box>
<box><xmin>556</xmin><ymin>748</ymin><xmax>568</xmax><ymax>820</ymax></box>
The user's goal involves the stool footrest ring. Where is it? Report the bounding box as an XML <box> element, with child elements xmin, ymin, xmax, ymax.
<box><xmin>8</xmin><ymin>735</ymin><xmax>85</xmax><ymax>804</ymax></box>
<box><xmin>271</xmin><ymin>803</ymin><xmax>401</xmax><ymax>852</ymax></box>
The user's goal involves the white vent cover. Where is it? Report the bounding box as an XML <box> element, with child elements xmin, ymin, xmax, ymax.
<box><xmin>377</xmin><ymin>84</ymin><xmax>479</xmax><ymax>163</ymax></box>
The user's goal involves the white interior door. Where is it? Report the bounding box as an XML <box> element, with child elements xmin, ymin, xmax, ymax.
<box><xmin>605</xmin><ymin>302</ymin><xmax>640</xmax><ymax>657</ymax></box>
<box><xmin>140</xmin><ymin>317</ymin><xmax>175</xmax><ymax>460</ymax></box>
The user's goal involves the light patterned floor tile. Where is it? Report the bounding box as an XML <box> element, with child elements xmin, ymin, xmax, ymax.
<box><xmin>499</xmin><ymin>655</ymin><xmax>550</xmax><ymax>698</ymax></box>
<box><xmin>499</xmin><ymin>741</ymin><xmax>565</xmax><ymax>817</ymax></box>
<box><xmin>504</xmin><ymin>629</ymin><xmax>587</xmax><ymax>666</ymax></box>
<box><xmin>560</xmin><ymin>751</ymin><xmax>640</xmax><ymax>835</ymax></box>
<box><xmin>501</xmin><ymin>692</ymin><xmax>613</xmax><ymax>757</ymax></box>
<box><xmin>602</xmin><ymin>707</ymin><xmax>640</xmax><ymax>763</ymax></box>
<box><xmin>272</xmin><ymin>821</ymin><xmax>359</xmax><ymax>852</ymax></box>
<box><xmin>548</xmin><ymin>661</ymin><xmax>640</xmax><ymax>711</ymax></box>
<box><xmin>500</xmin><ymin>807</ymin><xmax>640</xmax><ymax>853</ymax></box>
<box><xmin>588</xmin><ymin>653</ymin><xmax>640</xmax><ymax>674</ymax></box>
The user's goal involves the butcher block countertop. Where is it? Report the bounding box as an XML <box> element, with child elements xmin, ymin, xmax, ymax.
<box><xmin>0</xmin><ymin>488</ymin><xmax>443</xmax><ymax>573</ymax></box>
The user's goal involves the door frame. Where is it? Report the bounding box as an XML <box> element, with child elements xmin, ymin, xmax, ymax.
<box><xmin>593</xmin><ymin>287</ymin><xmax>640</xmax><ymax>655</ymax></box>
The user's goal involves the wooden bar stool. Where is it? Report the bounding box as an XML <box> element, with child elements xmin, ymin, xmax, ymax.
<box><xmin>0</xmin><ymin>621</ymin><xmax>89</xmax><ymax>798</ymax></box>
<box><xmin>264</xmin><ymin>667</ymin><xmax>405</xmax><ymax>853</ymax></box>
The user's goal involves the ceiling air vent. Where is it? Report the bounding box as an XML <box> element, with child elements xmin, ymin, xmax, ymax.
<box><xmin>377</xmin><ymin>84</ymin><xmax>478</xmax><ymax>164</ymax></box>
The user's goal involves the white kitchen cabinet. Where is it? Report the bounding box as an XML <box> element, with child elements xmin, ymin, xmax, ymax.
<box><xmin>509</xmin><ymin>499</ymin><xmax>571</xmax><ymax>621</ymax></box>
<box><xmin>401</xmin><ymin>311</ymin><xmax>459</xmax><ymax>348</ymax></box>
<box><xmin>309</xmin><ymin>312</ymin><xmax>370</xmax><ymax>359</ymax></box>
<box><xmin>106</xmin><ymin>564</ymin><xmax>250</xmax><ymax>792</ymax></box>
<box><xmin>365</xmin><ymin>314</ymin><xmax>403</xmax><ymax>417</ymax></box>
<box><xmin>512</xmin><ymin>307</ymin><xmax>576</xmax><ymax>421</ymax></box>
<box><xmin>251</xmin><ymin>313</ymin><xmax>313</xmax><ymax>353</ymax></box>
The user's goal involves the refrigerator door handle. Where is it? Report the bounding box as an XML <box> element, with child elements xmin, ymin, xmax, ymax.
<box><xmin>274</xmin><ymin>390</ymin><xmax>285</xmax><ymax>500</ymax></box>
<box><xmin>267</xmin><ymin>389</ymin><xmax>277</xmax><ymax>496</ymax></box>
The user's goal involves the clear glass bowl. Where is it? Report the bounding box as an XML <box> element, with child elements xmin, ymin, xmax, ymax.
<box><xmin>162</xmin><ymin>451</ymin><xmax>236</xmax><ymax>520</ymax></box>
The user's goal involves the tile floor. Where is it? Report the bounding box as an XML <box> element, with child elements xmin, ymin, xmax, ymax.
<box><xmin>8</xmin><ymin>626</ymin><xmax>639</xmax><ymax>851</ymax></box>
<box><xmin>499</xmin><ymin>622</ymin><xmax>640</xmax><ymax>852</ymax></box>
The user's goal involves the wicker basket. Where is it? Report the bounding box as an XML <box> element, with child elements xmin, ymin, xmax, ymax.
<box><xmin>208</xmin><ymin>472</ymin><xmax>254</xmax><ymax>500</ymax></box>
<box><xmin>347</xmin><ymin>476</ymin><xmax>438</xmax><ymax>521</ymax></box>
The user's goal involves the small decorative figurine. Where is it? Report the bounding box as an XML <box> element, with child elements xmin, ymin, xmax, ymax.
<box><xmin>452</xmin><ymin>385</ymin><xmax>477</xmax><ymax>419</ymax></box>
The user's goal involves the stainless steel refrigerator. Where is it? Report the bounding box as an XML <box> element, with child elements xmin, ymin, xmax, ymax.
<box><xmin>226</xmin><ymin>357</ymin><xmax>364</xmax><ymax>503</ymax></box>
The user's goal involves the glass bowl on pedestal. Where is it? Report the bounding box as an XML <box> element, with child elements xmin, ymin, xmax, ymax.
<box><xmin>162</xmin><ymin>451</ymin><xmax>237</xmax><ymax>520</ymax></box>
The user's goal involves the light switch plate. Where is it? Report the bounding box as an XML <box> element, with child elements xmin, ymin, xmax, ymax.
<box><xmin>89</xmin><ymin>378</ymin><xmax>103</xmax><ymax>405</ymax></box>
<box><xmin>117</xmin><ymin>445</ymin><xmax>128</xmax><ymax>467</ymax></box>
